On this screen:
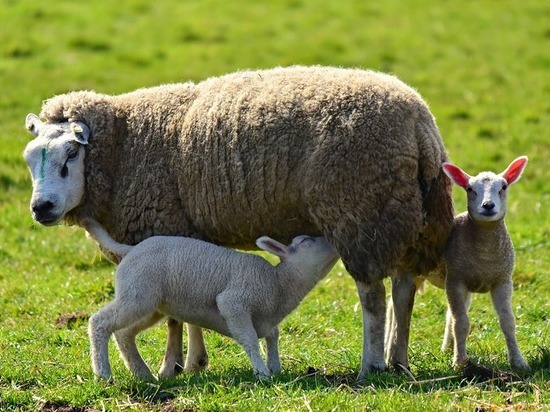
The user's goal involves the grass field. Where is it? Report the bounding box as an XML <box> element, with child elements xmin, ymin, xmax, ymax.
<box><xmin>1</xmin><ymin>0</ymin><xmax>549</xmax><ymax>410</ymax></box>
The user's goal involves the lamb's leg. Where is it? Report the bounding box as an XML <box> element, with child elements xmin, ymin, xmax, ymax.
<box><xmin>384</xmin><ymin>296</ymin><xmax>395</xmax><ymax>358</ymax></box>
<box><xmin>88</xmin><ymin>300</ymin><xmax>154</xmax><ymax>380</ymax></box>
<box><xmin>490</xmin><ymin>282</ymin><xmax>530</xmax><ymax>372</ymax></box>
<box><xmin>217</xmin><ymin>298</ymin><xmax>270</xmax><ymax>378</ymax></box>
<box><xmin>355</xmin><ymin>279</ymin><xmax>387</xmax><ymax>379</ymax></box>
<box><xmin>446</xmin><ymin>284</ymin><xmax>471</xmax><ymax>369</ymax></box>
<box><xmin>115</xmin><ymin>312</ymin><xmax>164</xmax><ymax>379</ymax></box>
<box><xmin>442</xmin><ymin>293</ymin><xmax>471</xmax><ymax>352</ymax></box>
<box><xmin>265</xmin><ymin>326</ymin><xmax>281</xmax><ymax>374</ymax></box>
<box><xmin>386</xmin><ymin>272</ymin><xmax>416</xmax><ymax>370</ymax></box>
<box><xmin>88</xmin><ymin>310</ymin><xmax>113</xmax><ymax>380</ymax></box>
<box><xmin>442</xmin><ymin>306</ymin><xmax>454</xmax><ymax>352</ymax></box>
<box><xmin>184</xmin><ymin>324</ymin><xmax>209</xmax><ymax>372</ymax></box>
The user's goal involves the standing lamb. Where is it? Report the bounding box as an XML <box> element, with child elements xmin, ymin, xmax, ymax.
<box><xmin>386</xmin><ymin>156</ymin><xmax>530</xmax><ymax>373</ymax></box>
<box><xmin>83</xmin><ymin>218</ymin><xmax>339</xmax><ymax>380</ymax></box>
<box><xmin>23</xmin><ymin>65</ymin><xmax>454</xmax><ymax>379</ymax></box>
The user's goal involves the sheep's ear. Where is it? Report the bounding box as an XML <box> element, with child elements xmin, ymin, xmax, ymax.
<box><xmin>25</xmin><ymin>113</ymin><xmax>43</xmax><ymax>137</ymax></box>
<box><xmin>256</xmin><ymin>236</ymin><xmax>290</xmax><ymax>260</ymax></box>
<box><xmin>500</xmin><ymin>156</ymin><xmax>528</xmax><ymax>185</ymax></box>
<box><xmin>442</xmin><ymin>162</ymin><xmax>470</xmax><ymax>189</ymax></box>
<box><xmin>70</xmin><ymin>121</ymin><xmax>90</xmax><ymax>145</ymax></box>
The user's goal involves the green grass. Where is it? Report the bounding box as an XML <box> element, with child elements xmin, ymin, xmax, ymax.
<box><xmin>1</xmin><ymin>0</ymin><xmax>549</xmax><ymax>410</ymax></box>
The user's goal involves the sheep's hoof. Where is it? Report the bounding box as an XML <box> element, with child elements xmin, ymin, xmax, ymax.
<box><xmin>183</xmin><ymin>355</ymin><xmax>209</xmax><ymax>373</ymax></box>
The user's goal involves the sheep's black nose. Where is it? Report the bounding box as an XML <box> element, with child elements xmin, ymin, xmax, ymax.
<box><xmin>482</xmin><ymin>201</ymin><xmax>495</xmax><ymax>211</ymax></box>
<box><xmin>32</xmin><ymin>200</ymin><xmax>54</xmax><ymax>214</ymax></box>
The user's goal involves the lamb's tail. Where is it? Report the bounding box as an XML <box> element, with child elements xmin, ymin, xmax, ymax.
<box><xmin>82</xmin><ymin>218</ymin><xmax>133</xmax><ymax>261</ymax></box>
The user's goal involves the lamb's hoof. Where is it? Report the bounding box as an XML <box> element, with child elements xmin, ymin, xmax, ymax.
<box><xmin>357</xmin><ymin>363</ymin><xmax>387</xmax><ymax>381</ymax></box>
<box><xmin>511</xmin><ymin>360</ymin><xmax>531</xmax><ymax>376</ymax></box>
<box><xmin>255</xmin><ymin>371</ymin><xmax>272</xmax><ymax>381</ymax></box>
<box><xmin>94</xmin><ymin>373</ymin><xmax>113</xmax><ymax>382</ymax></box>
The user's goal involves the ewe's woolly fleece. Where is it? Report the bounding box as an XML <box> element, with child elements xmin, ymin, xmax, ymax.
<box><xmin>40</xmin><ymin>66</ymin><xmax>454</xmax><ymax>281</ymax></box>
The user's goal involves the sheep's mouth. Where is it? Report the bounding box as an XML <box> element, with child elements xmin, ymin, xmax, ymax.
<box><xmin>34</xmin><ymin>214</ymin><xmax>62</xmax><ymax>226</ymax></box>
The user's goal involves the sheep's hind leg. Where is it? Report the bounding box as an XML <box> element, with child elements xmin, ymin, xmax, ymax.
<box><xmin>386</xmin><ymin>272</ymin><xmax>416</xmax><ymax>371</ymax></box>
<box><xmin>491</xmin><ymin>283</ymin><xmax>530</xmax><ymax>373</ymax></box>
<box><xmin>355</xmin><ymin>279</ymin><xmax>387</xmax><ymax>379</ymax></box>
<box><xmin>115</xmin><ymin>312</ymin><xmax>164</xmax><ymax>379</ymax></box>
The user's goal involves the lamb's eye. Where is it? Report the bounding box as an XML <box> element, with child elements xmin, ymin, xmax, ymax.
<box><xmin>502</xmin><ymin>184</ymin><xmax>508</xmax><ymax>191</ymax></box>
<box><xmin>466</xmin><ymin>187</ymin><xmax>473</xmax><ymax>193</ymax></box>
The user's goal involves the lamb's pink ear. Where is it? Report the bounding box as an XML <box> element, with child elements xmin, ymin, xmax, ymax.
<box><xmin>442</xmin><ymin>162</ymin><xmax>470</xmax><ymax>189</ymax></box>
<box><xmin>256</xmin><ymin>236</ymin><xmax>289</xmax><ymax>260</ymax></box>
<box><xmin>500</xmin><ymin>156</ymin><xmax>528</xmax><ymax>185</ymax></box>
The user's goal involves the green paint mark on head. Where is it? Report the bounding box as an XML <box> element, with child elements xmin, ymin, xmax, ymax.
<box><xmin>40</xmin><ymin>145</ymin><xmax>48</xmax><ymax>180</ymax></box>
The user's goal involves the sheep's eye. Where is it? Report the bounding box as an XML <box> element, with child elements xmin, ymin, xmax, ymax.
<box><xmin>67</xmin><ymin>148</ymin><xmax>79</xmax><ymax>160</ymax></box>
<box><xmin>466</xmin><ymin>187</ymin><xmax>473</xmax><ymax>193</ymax></box>
<box><xmin>502</xmin><ymin>184</ymin><xmax>508</xmax><ymax>191</ymax></box>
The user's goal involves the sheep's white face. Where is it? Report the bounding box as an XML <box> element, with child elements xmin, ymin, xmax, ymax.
<box><xmin>23</xmin><ymin>114</ymin><xmax>89</xmax><ymax>226</ymax></box>
<box><xmin>442</xmin><ymin>156</ymin><xmax>528</xmax><ymax>223</ymax></box>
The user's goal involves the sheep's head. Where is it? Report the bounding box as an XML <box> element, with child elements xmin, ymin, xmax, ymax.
<box><xmin>23</xmin><ymin>113</ymin><xmax>89</xmax><ymax>226</ymax></box>
<box><xmin>442</xmin><ymin>156</ymin><xmax>528</xmax><ymax>223</ymax></box>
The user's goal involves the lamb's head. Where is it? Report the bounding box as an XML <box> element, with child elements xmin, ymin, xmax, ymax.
<box><xmin>256</xmin><ymin>235</ymin><xmax>339</xmax><ymax>279</ymax></box>
<box><xmin>442</xmin><ymin>156</ymin><xmax>528</xmax><ymax>223</ymax></box>
<box><xmin>23</xmin><ymin>113</ymin><xmax>90</xmax><ymax>226</ymax></box>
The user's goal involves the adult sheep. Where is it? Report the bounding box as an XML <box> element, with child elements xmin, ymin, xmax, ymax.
<box><xmin>23</xmin><ymin>65</ymin><xmax>454</xmax><ymax>379</ymax></box>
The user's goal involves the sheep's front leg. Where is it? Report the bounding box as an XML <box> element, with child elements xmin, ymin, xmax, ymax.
<box><xmin>355</xmin><ymin>279</ymin><xmax>387</xmax><ymax>378</ymax></box>
<box><xmin>446</xmin><ymin>283</ymin><xmax>471</xmax><ymax>369</ymax></box>
<box><xmin>184</xmin><ymin>324</ymin><xmax>209</xmax><ymax>372</ymax></box>
<box><xmin>159</xmin><ymin>318</ymin><xmax>184</xmax><ymax>377</ymax></box>
<box><xmin>265</xmin><ymin>327</ymin><xmax>281</xmax><ymax>374</ymax></box>
<box><xmin>490</xmin><ymin>282</ymin><xmax>530</xmax><ymax>372</ymax></box>
<box><xmin>385</xmin><ymin>272</ymin><xmax>416</xmax><ymax>370</ymax></box>
<box><xmin>159</xmin><ymin>320</ymin><xmax>209</xmax><ymax>377</ymax></box>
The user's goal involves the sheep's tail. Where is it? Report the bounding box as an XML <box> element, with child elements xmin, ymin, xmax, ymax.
<box><xmin>82</xmin><ymin>218</ymin><xmax>133</xmax><ymax>261</ymax></box>
<box><xmin>402</xmin><ymin>109</ymin><xmax>455</xmax><ymax>275</ymax></box>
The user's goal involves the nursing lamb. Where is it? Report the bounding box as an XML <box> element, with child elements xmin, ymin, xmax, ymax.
<box><xmin>23</xmin><ymin>66</ymin><xmax>454</xmax><ymax>378</ymax></box>
<box><xmin>83</xmin><ymin>218</ymin><xmax>339</xmax><ymax>380</ymax></box>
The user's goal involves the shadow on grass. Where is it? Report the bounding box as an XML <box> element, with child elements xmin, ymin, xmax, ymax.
<box><xmin>111</xmin><ymin>352</ymin><xmax>549</xmax><ymax>408</ymax></box>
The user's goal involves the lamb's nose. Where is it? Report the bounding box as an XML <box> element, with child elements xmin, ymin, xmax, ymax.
<box><xmin>482</xmin><ymin>201</ymin><xmax>495</xmax><ymax>211</ymax></box>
